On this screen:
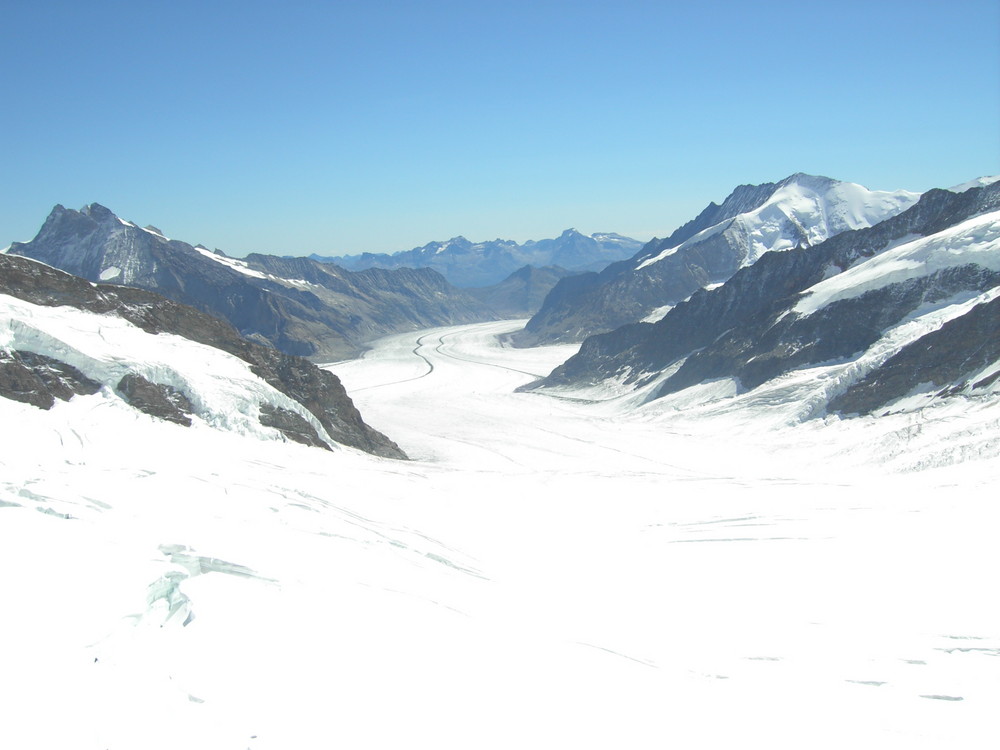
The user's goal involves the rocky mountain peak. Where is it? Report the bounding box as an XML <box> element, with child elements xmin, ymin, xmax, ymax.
<box><xmin>778</xmin><ymin>172</ymin><xmax>836</xmax><ymax>189</ymax></box>
<box><xmin>79</xmin><ymin>203</ymin><xmax>117</xmax><ymax>221</ymax></box>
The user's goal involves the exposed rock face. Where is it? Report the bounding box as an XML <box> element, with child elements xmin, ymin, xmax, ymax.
<box><xmin>528</xmin><ymin>182</ymin><xmax>1000</xmax><ymax>418</ymax></box>
<box><xmin>8</xmin><ymin>204</ymin><xmax>495</xmax><ymax>361</ymax></box>
<box><xmin>0</xmin><ymin>253</ymin><xmax>406</xmax><ymax>458</ymax></box>
<box><xmin>258</xmin><ymin>403</ymin><xmax>331</xmax><ymax>450</ymax></box>
<box><xmin>829</xmin><ymin>294</ymin><xmax>1000</xmax><ymax>415</ymax></box>
<box><xmin>464</xmin><ymin>265</ymin><xmax>576</xmax><ymax>317</ymax></box>
<box><xmin>313</xmin><ymin>229</ymin><xmax>643</xmax><ymax>288</ymax></box>
<box><xmin>117</xmin><ymin>373</ymin><xmax>194</xmax><ymax>426</ymax></box>
<box><xmin>0</xmin><ymin>350</ymin><xmax>101</xmax><ymax>409</ymax></box>
<box><xmin>657</xmin><ymin>265</ymin><xmax>1000</xmax><ymax>398</ymax></box>
<box><xmin>512</xmin><ymin>174</ymin><xmax>919</xmax><ymax>347</ymax></box>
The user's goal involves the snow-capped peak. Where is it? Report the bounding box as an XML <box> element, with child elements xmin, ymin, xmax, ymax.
<box><xmin>637</xmin><ymin>174</ymin><xmax>920</xmax><ymax>270</ymax></box>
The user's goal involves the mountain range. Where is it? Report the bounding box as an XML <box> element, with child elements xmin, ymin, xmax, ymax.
<box><xmin>6</xmin><ymin>172</ymin><xmax>998</xmax><ymax>450</ymax></box>
<box><xmin>510</xmin><ymin>173</ymin><xmax>921</xmax><ymax>347</ymax></box>
<box><xmin>6</xmin><ymin>204</ymin><xmax>498</xmax><ymax>362</ymax></box>
<box><xmin>311</xmin><ymin>229</ymin><xmax>643</xmax><ymax>287</ymax></box>
<box><xmin>523</xmin><ymin>178</ymin><xmax>1000</xmax><ymax>423</ymax></box>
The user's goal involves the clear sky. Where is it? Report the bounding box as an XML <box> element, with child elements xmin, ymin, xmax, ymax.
<box><xmin>3</xmin><ymin>0</ymin><xmax>998</xmax><ymax>256</ymax></box>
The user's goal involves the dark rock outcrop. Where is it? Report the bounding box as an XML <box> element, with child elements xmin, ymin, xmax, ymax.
<box><xmin>258</xmin><ymin>403</ymin><xmax>332</xmax><ymax>450</ymax></box>
<box><xmin>117</xmin><ymin>373</ymin><xmax>194</xmax><ymax>426</ymax></box>
<box><xmin>0</xmin><ymin>350</ymin><xmax>101</xmax><ymax>409</ymax></box>
<box><xmin>829</xmin><ymin>294</ymin><xmax>1000</xmax><ymax>416</ymax></box>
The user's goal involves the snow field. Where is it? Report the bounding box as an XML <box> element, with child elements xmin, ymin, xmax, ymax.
<box><xmin>1</xmin><ymin>318</ymin><xmax>998</xmax><ymax>748</ymax></box>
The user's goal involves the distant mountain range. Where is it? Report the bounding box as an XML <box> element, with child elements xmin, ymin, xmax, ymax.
<box><xmin>311</xmin><ymin>229</ymin><xmax>644</xmax><ymax>287</ymax></box>
<box><xmin>6</xmin><ymin>204</ymin><xmax>499</xmax><ymax>361</ymax></box>
<box><xmin>511</xmin><ymin>173</ymin><xmax>921</xmax><ymax>346</ymax></box>
<box><xmin>522</xmin><ymin>177</ymin><xmax>1000</xmax><ymax>421</ymax></box>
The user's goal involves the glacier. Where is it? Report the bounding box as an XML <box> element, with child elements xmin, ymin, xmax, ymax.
<box><xmin>1</xmin><ymin>310</ymin><xmax>998</xmax><ymax>749</ymax></box>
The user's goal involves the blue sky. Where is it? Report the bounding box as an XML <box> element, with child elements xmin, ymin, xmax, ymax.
<box><xmin>3</xmin><ymin>0</ymin><xmax>998</xmax><ymax>255</ymax></box>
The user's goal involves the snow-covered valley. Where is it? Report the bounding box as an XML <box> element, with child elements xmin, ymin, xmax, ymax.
<box><xmin>2</xmin><ymin>319</ymin><xmax>998</xmax><ymax>749</ymax></box>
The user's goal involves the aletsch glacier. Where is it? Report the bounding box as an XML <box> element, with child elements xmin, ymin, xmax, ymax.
<box><xmin>1</xmin><ymin>173</ymin><xmax>999</xmax><ymax>749</ymax></box>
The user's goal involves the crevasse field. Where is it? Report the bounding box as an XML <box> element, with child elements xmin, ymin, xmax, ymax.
<box><xmin>2</xmin><ymin>319</ymin><xmax>998</xmax><ymax>749</ymax></box>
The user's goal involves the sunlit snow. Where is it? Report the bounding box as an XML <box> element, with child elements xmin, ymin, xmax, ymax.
<box><xmin>193</xmin><ymin>246</ymin><xmax>269</xmax><ymax>279</ymax></box>
<box><xmin>636</xmin><ymin>177</ymin><xmax>920</xmax><ymax>271</ymax></box>
<box><xmin>1</xmin><ymin>317</ymin><xmax>998</xmax><ymax>749</ymax></box>
<box><xmin>948</xmin><ymin>175</ymin><xmax>1000</xmax><ymax>193</ymax></box>
<box><xmin>794</xmin><ymin>209</ymin><xmax>1000</xmax><ymax>316</ymax></box>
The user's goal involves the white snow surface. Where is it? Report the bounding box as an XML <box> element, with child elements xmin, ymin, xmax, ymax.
<box><xmin>948</xmin><ymin>175</ymin><xmax>1000</xmax><ymax>193</ymax></box>
<box><xmin>2</xmin><ymin>318</ymin><xmax>999</xmax><ymax>749</ymax></box>
<box><xmin>637</xmin><ymin>175</ymin><xmax>920</xmax><ymax>270</ymax></box>
<box><xmin>193</xmin><ymin>246</ymin><xmax>269</xmax><ymax>279</ymax></box>
<box><xmin>641</xmin><ymin>303</ymin><xmax>674</xmax><ymax>323</ymax></box>
<box><xmin>794</xmin><ymin>209</ymin><xmax>1000</xmax><ymax>316</ymax></box>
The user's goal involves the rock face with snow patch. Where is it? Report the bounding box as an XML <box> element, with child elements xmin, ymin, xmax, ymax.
<box><xmin>8</xmin><ymin>204</ymin><xmax>495</xmax><ymax>361</ymax></box>
<box><xmin>0</xmin><ymin>253</ymin><xmax>406</xmax><ymax>458</ymax></box>
<box><xmin>117</xmin><ymin>373</ymin><xmax>195</xmax><ymax>426</ymax></box>
<box><xmin>511</xmin><ymin>174</ymin><xmax>920</xmax><ymax>346</ymax></box>
<box><xmin>526</xmin><ymin>180</ymin><xmax>1000</xmax><ymax>418</ymax></box>
<box><xmin>0</xmin><ymin>350</ymin><xmax>101</xmax><ymax>409</ymax></box>
<box><xmin>829</xmin><ymin>292</ymin><xmax>1000</xmax><ymax>416</ymax></box>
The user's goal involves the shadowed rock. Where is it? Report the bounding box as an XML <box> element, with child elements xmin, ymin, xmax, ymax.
<box><xmin>0</xmin><ymin>350</ymin><xmax>101</xmax><ymax>409</ymax></box>
<box><xmin>117</xmin><ymin>373</ymin><xmax>194</xmax><ymax>426</ymax></box>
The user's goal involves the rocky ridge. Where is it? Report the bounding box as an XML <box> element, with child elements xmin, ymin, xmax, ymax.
<box><xmin>8</xmin><ymin>204</ymin><xmax>496</xmax><ymax>361</ymax></box>
<box><xmin>0</xmin><ymin>253</ymin><xmax>406</xmax><ymax>458</ymax></box>
<box><xmin>526</xmin><ymin>180</ymin><xmax>1000</xmax><ymax>419</ymax></box>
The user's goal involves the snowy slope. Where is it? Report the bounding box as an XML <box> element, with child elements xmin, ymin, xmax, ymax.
<box><xmin>2</xmin><ymin>319</ymin><xmax>998</xmax><ymax>750</ymax></box>
<box><xmin>794</xmin><ymin>208</ymin><xmax>1000</xmax><ymax>315</ymax></box>
<box><xmin>1</xmin><ymin>293</ymin><xmax>339</xmax><ymax>446</ymax></box>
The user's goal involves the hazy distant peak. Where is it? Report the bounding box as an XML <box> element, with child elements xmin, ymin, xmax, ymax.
<box><xmin>948</xmin><ymin>175</ymin><xmax>1000</xmax><ymax>193</ymax></box>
